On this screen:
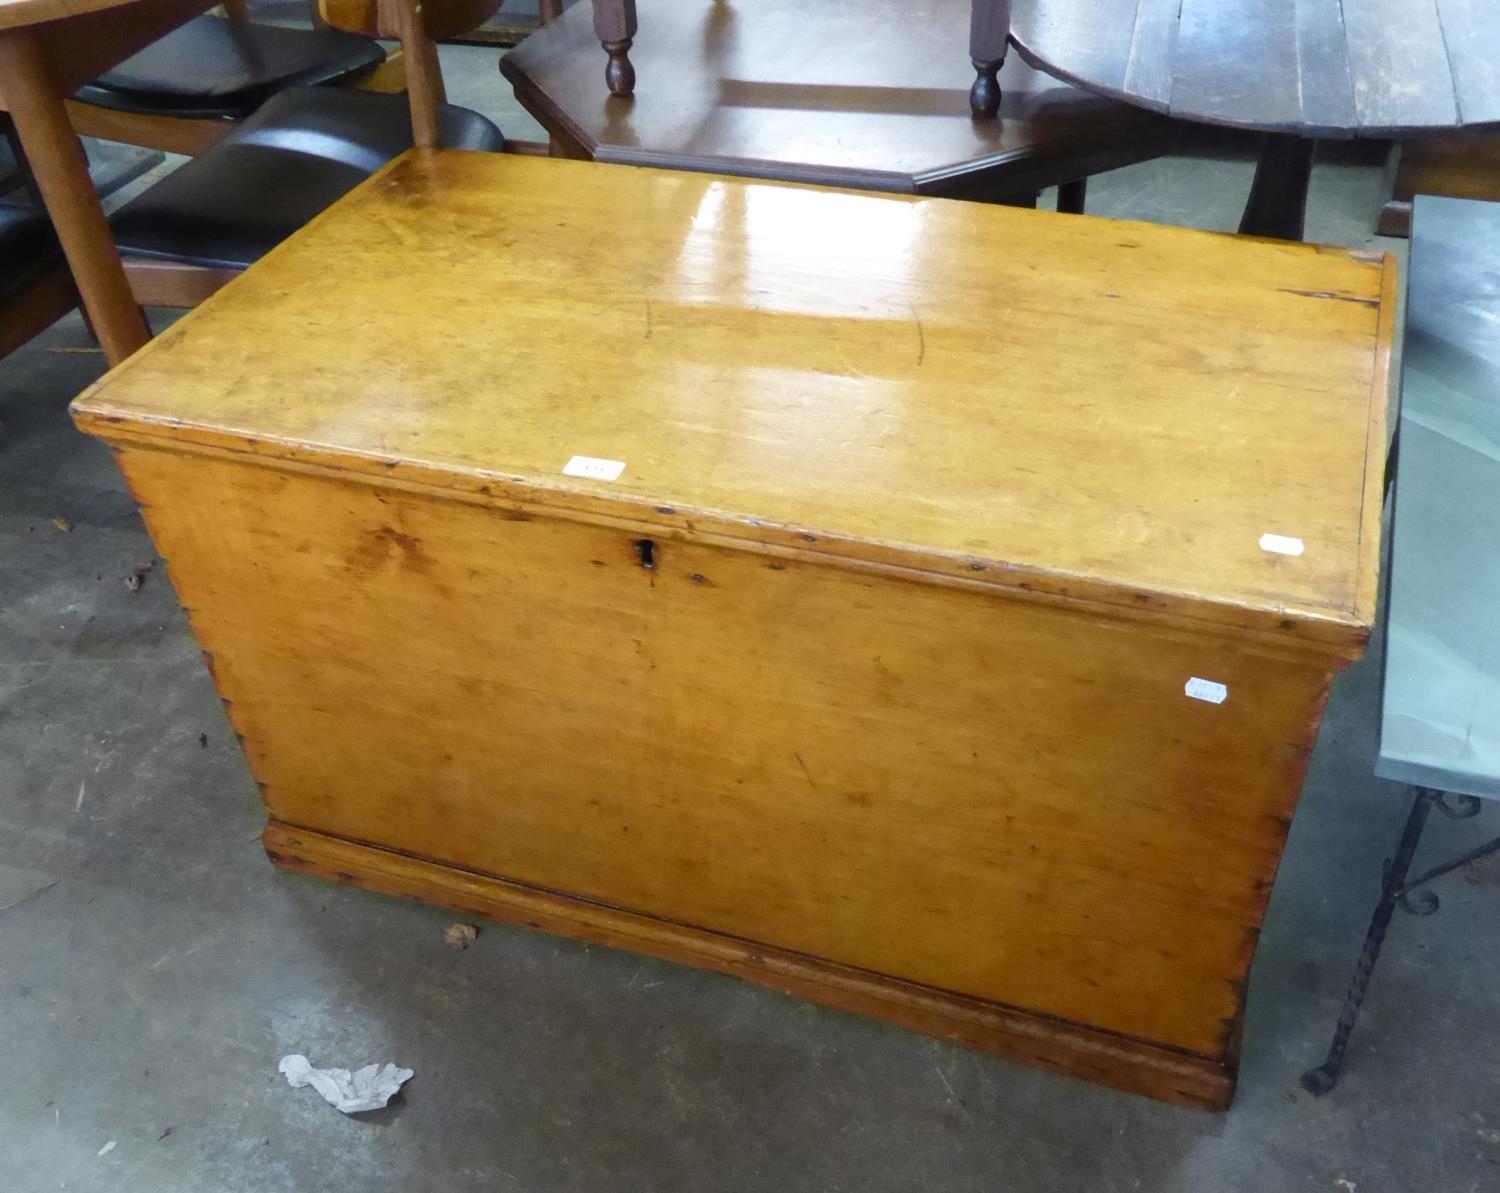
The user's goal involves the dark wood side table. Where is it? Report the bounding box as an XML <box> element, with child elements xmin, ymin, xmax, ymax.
<box><xmin>583</xmin><ymin>0</ymin><xmax>1014</xmax><ymax>117</ymax></box>
<box><xmin>1008</xmin><ymin>0</ymin><xmax>1500</xmax><ymax>241</ymax></box>
<box><xmin>501</xmin><ymin>0</ymin><xmax>1170</xmax><ymax>207</ymax></box>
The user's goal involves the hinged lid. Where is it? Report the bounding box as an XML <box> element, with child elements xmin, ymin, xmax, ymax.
<box><xmin>74</xmin><ymin>152</ymin><xmax>1393</xmax><ymax>658</ymax></box>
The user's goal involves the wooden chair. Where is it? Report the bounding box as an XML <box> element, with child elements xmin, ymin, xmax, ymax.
<box><xmin>583</xmin><ymin>0</ymin><xmax>1011</xmax><ymax>114</ymax></box>
<box><xmin>0</xmin><ymin>205</ymin><xmax>77</xmax><ymax>362</ymax></box>
<box><xmin>65</xmin><ymin>1</ymin><xmax>403</xmax><ymax>156</ymax></box>
<box><xmin>109</xmin><ymin>0</ymin><xmax>507</xmax><ymax>309</ymax></box>
<box><xmin>0</xmin><ymin>121</ymin><xmax>76</xmax><ymax>362</ymax></box>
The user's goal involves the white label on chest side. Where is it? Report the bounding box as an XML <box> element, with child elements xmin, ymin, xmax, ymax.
<box><xmin>1184</xmin><ymin>677</ymin><xmax>1229</xmax><ymax>705</ymax></box>
<box><xmin>563</xmin><ymin>455</ymin><xmax>626</xmax><ymax>481</ymax></box>
<box><xmin>1259</xmin><ymin>533</ymin><xmax>1305</xmax><ymax>556</ymax></box>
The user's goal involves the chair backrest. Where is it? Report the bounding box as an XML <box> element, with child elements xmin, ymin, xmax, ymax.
<box><xmin>319</xmin><ymin>0</ymin><xmax>505</xmax><ymax>147</ymax></box>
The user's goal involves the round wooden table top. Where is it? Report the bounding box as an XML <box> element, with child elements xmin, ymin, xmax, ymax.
<box><xmin>0</xmin><ymin>0</ymin><xmax>141</xmax><ymax>32</ymax></box>
<box><xmin>1010</xmin><ymin>0</ymin><xmax>1500</xmax><ymax>138</ymax></box>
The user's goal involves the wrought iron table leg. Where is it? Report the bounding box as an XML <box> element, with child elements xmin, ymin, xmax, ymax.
<box><xmin>1301</xmin><ymin>787</ymin><xmax>1440</xmax><ymax>1095</ymax></box>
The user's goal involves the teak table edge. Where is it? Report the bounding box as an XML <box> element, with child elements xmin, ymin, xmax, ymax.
<box><xmin>264</xmin><ymin>820</ymin><xmax>1235</xmax><ymax>1109</ymax></box>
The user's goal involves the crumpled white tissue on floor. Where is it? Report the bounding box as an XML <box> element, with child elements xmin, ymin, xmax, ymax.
<box><xmin>278</xmin><ymin>1054</ymin><xmax>413</xmax><ymax>1115</ymax></box>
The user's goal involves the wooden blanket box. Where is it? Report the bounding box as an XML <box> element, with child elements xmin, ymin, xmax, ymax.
<box><xmin>73</xmin><ymin>152</ymin><xmax>1394</xmax><ymax>1109</ymax></box>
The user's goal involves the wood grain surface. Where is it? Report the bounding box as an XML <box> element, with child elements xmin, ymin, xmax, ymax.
<box><xmin>73</xmin><ymin>148</ymin><xmax>1394</xmax><ymax>1105</ymax></box>
<box><xmin>75</xmin><ymin>151</ymin><xmax>1393</xmax><ymax>655</ymax></box>
<box><xmin>119</xmin><ymin>443</ymin><xmax>1333</xmax><ymax>1063</ymax></box>
<box><xmin>0</xmin><ymin>0</ymin><xmax>143</xmax><ymax>32</ymax></box>
<box><xmin>265</xmin><ymin>822</ymin><xmax>1235</xmax><ymax>1108</ymax></box>
<box><xmin>1011</xmin><ymin>0</ymin><xmax>1500</xmax><ymax>136</ymax></box>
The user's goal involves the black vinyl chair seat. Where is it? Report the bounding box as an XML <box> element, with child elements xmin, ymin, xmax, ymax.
<box><xmin>75</xmin><ymin>15</ymin><xmax>387</xmax><ymax>120</ymax></box>
<box><xmin>0</xmin><ymin>200</ymin><xmax>64</xmax><ymax>306</ymax></box>
<box><xmin>110</xmin><ymin>87</ymin><xmax>504</xmax><ymax>271</ymax></box>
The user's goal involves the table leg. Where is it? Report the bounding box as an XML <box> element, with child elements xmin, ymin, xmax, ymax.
<box><xmin>591</xmin><ymin>0</ymin><xmax>638</xmax><ymax>98</ymax></box>
<box><xmin>1239</xmin><ymin>134</ymin><xmax>1315</xmax><ymax>241</ymax></box>
<box><xmin>1057</xmin><ymin>179</ymin><xmax>1087</xmax><ymax>215</ymax></box>
<box><xmin>969</xmin><ymin>0</ymin><xmax>1011</xmax><ymax>119</ymax></box>
<box><xmin>1300</xmin><ymin>787</ymin><xmax>1439</xmax><ymax>1095</ymax></box>
<box><xmin>0</xmin><ymin>31</ymin><xmax>149</xmax><ymax>365</ymax></box>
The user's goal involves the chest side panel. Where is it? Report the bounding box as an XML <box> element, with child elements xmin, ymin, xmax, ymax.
<box><xmin>123</xmin><ymin>447</ymin><xmax>1336</xmax><ymax>1058</ymax></box>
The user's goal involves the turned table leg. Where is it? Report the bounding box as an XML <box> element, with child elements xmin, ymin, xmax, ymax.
<box><xmin>969</xmin><ymin>0</ymin><xmax>1011</xmax><ymax>118</ymax></box>
<box><xmin>591</xmin><ymin>0</ymin><xmax>638</xmax><ymax>98</ymax></box>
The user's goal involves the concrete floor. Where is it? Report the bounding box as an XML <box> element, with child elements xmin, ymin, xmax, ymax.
<box><xmin>3</xmin><ymin>43</ymin><xmax>1500</xmax><ymax>1193</ymax></box>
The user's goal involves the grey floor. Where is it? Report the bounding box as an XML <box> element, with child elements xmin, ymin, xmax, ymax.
<box><xmin>3</xmin><ymin>42</ymin><xmax>1500</xmax><ymax>1193</ymax></box>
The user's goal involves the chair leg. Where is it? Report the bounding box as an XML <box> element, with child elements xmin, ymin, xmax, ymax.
<box><xmin>539</xmin><ymin>0</ymin><xmax>563</xmax><ymax>23</ymax></box>
<box><xmin>1301</xmin><ymin>787</ymin><xmax>1439</xmax><ymax>1096</ymax></box>
<box><xmin>1057</xmin><ymin>179</ymin><xmax>1087</xmax><ymax>214</ymax></box>
<box><xmin>0</xmin><ymin>33</ymin><xmax>149</xmax><ymax>364</ymax></box>
<box><xmin>968</xmin><ymin>0</ymin><xmax>1011</xmax><ymax>118</ymax></box>
<box><xmin>592</xmin><ymin>0</ymin><xmax>638</xmax><ymax>97</ymax></box>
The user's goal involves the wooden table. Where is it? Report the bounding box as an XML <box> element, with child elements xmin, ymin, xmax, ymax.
<box><xmin>0</xmin><ymin>0</ymin><xmax>216</xmax><ymax>364</ymax></box>
<box><xmin>1010</xmin><ymin>0</ymin><xmax>1500</xmax><ymax>239</ymax></box>
<box><xmin>501</xmin><ymin>0</ymin><xmax>1170</xmax><ymax>204</ymax></box>
<box><xmin>75</xmin><ymin>150</ymin><xmax>1394</xmax><ymax>1108</ymax></box>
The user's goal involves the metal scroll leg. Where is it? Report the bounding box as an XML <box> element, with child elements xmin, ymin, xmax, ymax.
<box><xmin>1239</xmin><ymin>134</ymin><xmax>1316</xmax><ymax>241</ymax></box>
<box><xmin>1300</xmin><ymin>787</ymin><xmax>1440</xmax><ymax>1095</ymax></box>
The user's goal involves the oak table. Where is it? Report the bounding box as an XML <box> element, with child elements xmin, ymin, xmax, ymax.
<box><xmin>501</xmin><ymin>0</ymin><xmax>1170</xmax><ymax>205</ymax></box>
<box><xmin>1009</xmin><ymin>0</ymin><xmax>1500</xmax><ymax>240</ymax></box>
<box><xmin>76</xmin><ymin>150</ymin><xmax>1393</xmax><ymax>1108</ymax></box>
<box><xmin>0</xmin><ymin>0</ymin><xmax>217</xmax><ymax>365</ymax></box>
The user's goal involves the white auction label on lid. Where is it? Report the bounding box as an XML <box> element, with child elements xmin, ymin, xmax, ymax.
<box><xmin>563</xmin><ymin>455</ymin><xmax>626</xmax><ymax>481</ymax></box>
<box><xmin>1184</xmin><ymin>677</ymin><xmax>1229</xmax><ymax>704</ymax></box>
<box><xmin>1259</xmin><ymin>533</ymin><xmax>1305</xmax><ymax>556</ymax></box>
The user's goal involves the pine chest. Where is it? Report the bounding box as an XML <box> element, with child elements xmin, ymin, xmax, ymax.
<box><xmin>73</xmin><ymin>152</ymin><xmax>1394</xmax><ymax>1108</ymax></box>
